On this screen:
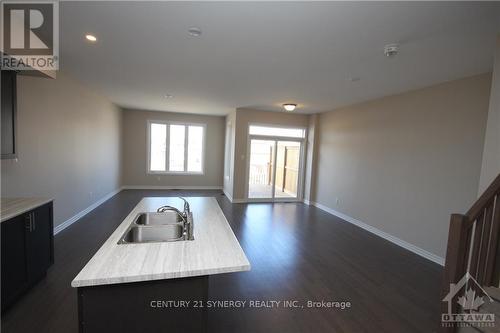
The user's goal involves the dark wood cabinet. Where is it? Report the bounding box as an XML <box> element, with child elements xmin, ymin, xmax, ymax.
<box><xmin>1</xmin><ymin>214</ymin><xmax>29</xmax><ymax>309</ymax></box>
<box><xmin>1</xmin><ymin>202</ymin><xmax>54</xmax><ymax>312</ymax></box>
<box><xmin>1</xmin><ymin>70</ymin><xmax>17</xmax><ymax>158</ymax></box>
<box><xmin>27</xmin><ymin>204</ymin><xmax>54</xmax><ymax>282</ymax></box>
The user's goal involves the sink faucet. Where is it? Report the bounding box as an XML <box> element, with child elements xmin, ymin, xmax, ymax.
<box><xmin>157</xmin><ymin>197</ymin><xmax>189</xmax><ymax>217</ymax></box>
<box><xmin>156</xmin><ymin>197</ymin><xmax>193</xmax><ymax>240</ymax></box>
<box><xmin>156</xmin><ymin>205</ymin><xmax>185</xmax><ymax>218</ymax></box>
<box><xmin>178</xmin><ymin>197</ymin><xmax>190</xmax><ymax>215</ymax></box>
<box><xmin>178</xmin><ymin>197</ymin><xmax>193</xmax><ymax>240</ymax></box>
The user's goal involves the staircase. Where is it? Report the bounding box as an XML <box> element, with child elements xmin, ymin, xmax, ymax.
<box><xmin>441</xmin><ymin>173</ymin><xmax>500</xmax><ymax>333</ymax></box>
<box><xmin>458</xmin><ymin>287</ymin><xmax>500</xmax><ymax>333</ymax></box>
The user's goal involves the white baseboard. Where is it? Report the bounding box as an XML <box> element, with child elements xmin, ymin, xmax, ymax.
<box><xmin>122</xmin><ymin>185</ymin><xmax>223</xmax><ymax>190</ymax></box>
<box><xmin>310</xmin><ymin>201</ymin><xmax>445</xmax><ymax>266</ymax></box>
<box><xmin>53</xmin><ymin>187</ymin><xmax>123</xmax><ymax>235</ymax></box>
<box><xmin>222</xmin><ymin>189</ymin><xmax>234</xmax><ymax>203</ymax></box>
<box><xmin>53</xmin><ymin>186</ymin><xmax>444</xmax><ymax>266</ymax></box>
<box><xmin>231</xmin><ymin>198</ymin><xmax>303</xmax><ymax>204</ymax></box>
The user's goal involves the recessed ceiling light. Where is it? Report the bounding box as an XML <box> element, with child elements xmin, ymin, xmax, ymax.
<box><xmin>164</xmin><ymin>94</ymin><xmax>173</xmax><ymax>99</ymax></box>
<box><xmin>188</xmin><ymin>27</ymin><xmax>202</xmax><ymax>37</ymax></box>
<box><xmin>85</xmin><ymin>34</ymin><xmax>97</xmax><ymax>42</ymax></box>
<box><xmin>283</xmin><ymin>104</ymin><xmax>297</xmax><ymax>112</ymax></box>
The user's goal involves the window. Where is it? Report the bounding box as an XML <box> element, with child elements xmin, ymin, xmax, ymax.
<box><xmin>249</xmin><ymin>125</ymin><xmax>305</xmax><ymax>138</ymax></box>
<box><xmin>148</xmin><ymin>121</ymin><xmax>205</xmax><ymax>174</ymax></box>
<box><xmin>169</xmin><ymin>125</ymin><xmax>185</xmax><ymax>172</ymax></box>
<box><xmin>187</xmin><ymin>126</ymin><xmax>203</xmax><ymax>172</ymax></box>
<box><xmin>150</xmin><ymin>123</ymin><xmax>167</xmax><ymax>171</ymax></box>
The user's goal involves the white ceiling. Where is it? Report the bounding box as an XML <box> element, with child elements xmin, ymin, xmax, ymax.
<box><xmin>60</xmin><ymin>2</ymin><xmax>500</xmax><ymax>115</ymax></box>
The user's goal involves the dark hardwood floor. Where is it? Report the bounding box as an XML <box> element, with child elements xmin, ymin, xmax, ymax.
<box><xmin>1</xmin><ymin>190</ymin><xmax>442</xmax><ymax>332</ymax></box>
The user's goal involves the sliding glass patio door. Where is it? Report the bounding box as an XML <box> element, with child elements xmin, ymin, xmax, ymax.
<box><xmin>274</xmin><ymin>141</ymin><xmax>301</xmax><ymax>199</ymax></box>
<box><xmin>248</xmin><ymin>139</ymin><xmax>276</xmax><ymax>199</ymax></box>
<box><xmin>247</xmin><ymin>125</ymin><xmax>305</xmax><ymax>201</ymax></box>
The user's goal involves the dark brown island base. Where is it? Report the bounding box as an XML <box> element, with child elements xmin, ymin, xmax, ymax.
<box><xmin>78</xmin><ymin>275</ymin><xmax>208</xmax><ymax>333</ymax></box>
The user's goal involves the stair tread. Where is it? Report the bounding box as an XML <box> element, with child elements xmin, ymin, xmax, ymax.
<box><xmin>456</xmin><ymin>288</ymin><xmax>500</xmax><ymax>333</ymax></box>
<box><xmin>484</xmin><ymin>287</ymin><xmax>500</xmax><ymax>302</ymax></box>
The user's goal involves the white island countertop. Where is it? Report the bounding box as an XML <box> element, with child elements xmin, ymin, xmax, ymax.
<box><xmin>1</xmin><ymin>197</ymin><xmax>54</xmax><ymax>223</ymax></box>
<box><xmin>71</xmin><ymin>197</ymin><xmax>250</xmax><ymax>288</ymax></box>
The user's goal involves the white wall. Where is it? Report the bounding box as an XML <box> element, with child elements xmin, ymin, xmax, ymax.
<box><xmin>479</xmin><ymin>36</ymin><xmax>500</xmax><ymax>193</ymax></box>
<box><xmin>312</xmin><ymin>73</ymin><xmax>492</xmax><ymax>259</ymax></box>
<box><xmin>1</xmin><ymin>72</ymin><xmax>122</xmax><ymax>227</ymax></box>
<box><xmin>223</xmin><ymin>111</ymin><xmax>236</xmax><ymax>200</ymax></box>
<box><xmin>304</xmin><ymin>114</ymin><xmax>318</xmax><ymax>203</ymax></box>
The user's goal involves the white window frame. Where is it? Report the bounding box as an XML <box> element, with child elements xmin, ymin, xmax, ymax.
<box><xmin>244</xmin><ymin>123</ymin><xmax>308</xmax><ymax>202</ymax></box>
<box><xmin>248</xmin><ymin>123</ymin><xmax>306</xmax><ymax>139</ymax></box>
<box><xmin>147</xmin><ymin>120</ymin><xmax>206</xmax><ymax>175</ymax></box>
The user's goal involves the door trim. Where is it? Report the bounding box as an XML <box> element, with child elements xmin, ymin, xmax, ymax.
<box><xmin>245</xmin><ymin>130</ymin><xmax>306</xmax><ymax>202</ymax></box>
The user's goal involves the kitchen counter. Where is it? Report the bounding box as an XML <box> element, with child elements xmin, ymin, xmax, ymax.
<box><xmin>71</xmin><ymin>197</ymin><xmax>250</xmax><ymax>288</ymax></box>
<box><xmin>1</xmin><ymin>197</ymin><xmax>54</xmax><ymax>223</ymax></box>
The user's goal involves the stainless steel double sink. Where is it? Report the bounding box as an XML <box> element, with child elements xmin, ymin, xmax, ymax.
<box><xmin>118</xmin><ymin>211</ymin><xmax>193</xmax><ymax>244</ymax></box>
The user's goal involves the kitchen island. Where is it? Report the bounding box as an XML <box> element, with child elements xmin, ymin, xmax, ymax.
<box><xmin>72</xmin><ymin>197</ymin><xmax>250</xmax><ymax>333</ymax></box>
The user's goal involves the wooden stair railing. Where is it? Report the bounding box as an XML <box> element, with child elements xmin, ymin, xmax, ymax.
<box><xmin>441</xmin><ymin>173</ymin><xmax>500</xmax><ymax>332</ymax></box>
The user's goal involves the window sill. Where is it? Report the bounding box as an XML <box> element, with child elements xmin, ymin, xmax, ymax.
<box><xmin>148</xmin><ymin>171</ymin><xmax>205</xmax><ymax>176</ymax></box>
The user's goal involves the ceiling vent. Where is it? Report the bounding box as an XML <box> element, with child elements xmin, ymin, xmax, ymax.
<box><xmin>384</xmin><ymin>44</ymin><xmax>399</xmax><ymax>58</ymax></box>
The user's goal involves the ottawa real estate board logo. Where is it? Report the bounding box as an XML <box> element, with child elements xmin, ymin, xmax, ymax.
<box><xmin>442</xmin><ymin>272</ymin><xmax>496</xmax><ymax>329</ymax></box>
<box><xmin>1</xmin><ymin>1</ymin><xmax>59</xmax><ymax>71</ymax></box>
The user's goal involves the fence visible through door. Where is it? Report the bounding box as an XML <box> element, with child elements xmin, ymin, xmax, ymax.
<box><xmin>247</xmin><ymin>125</ymin><xmax>305</xmax><ymax>201</ymax></box>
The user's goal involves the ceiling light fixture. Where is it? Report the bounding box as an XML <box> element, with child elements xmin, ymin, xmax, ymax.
<box><xmin>164</xmin><ymin>94</ymin><xmax>173</xmax><ymax>99</ymax></box>
<box><xmin>283</xmin><ymin>104</ymin><xmax>297</xmax><ymax>112</ymax></box>
<box><xmin>384</xmin><ymin>43</ymin><xmax>399</xmax><ymax>57</ymax></box>
<box><xmin>85</xmin><ymin>34</ymin><xmax>97</xmax><ymax>42</ymax></box>
<box><xmin>188</xmin><ymin>27</ymin><xmax>202</xmax><ymax>37</ymax></box>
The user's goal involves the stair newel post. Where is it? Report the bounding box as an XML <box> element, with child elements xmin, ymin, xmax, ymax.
<box><xmin>441</xmin><ymin>214</ymin><xmax>469</xmax><ymax>333</ymax></box>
